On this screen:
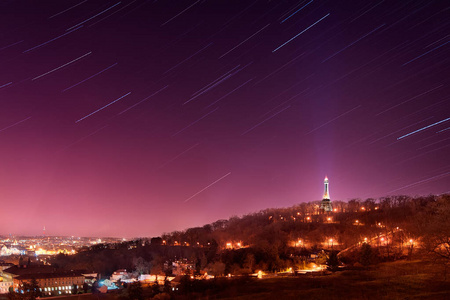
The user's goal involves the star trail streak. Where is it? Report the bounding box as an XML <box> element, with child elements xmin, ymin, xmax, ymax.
<box><xmin>306</xmin><ymin>105</ymin><xmax>361</xmax><ymax>134</ymax></box>
<box><xmin>375</xmin><ymin>85</ymin><xmax>444</xmax><ymax>116</ymax></box>
<box><xmin>205</xmin><ymin>78</ymin><xmax>254</xmax><ymax>109</ymax></box>
<box><xmin>0</xmin><ymin>82</ymin><xmax>12</xmax><ymax>89</ymax></box>
<box><xmin>119</xmin><ymin>85</ymin><xmax>169</xmax><ymax>115</ymax></box>
<box><xmin>369</xmin><ymin>117</ymin><xmax>434</xmax><ymax>144</ymax></box>
<box><xmin>23</xmin><ymin>26</ymin><xmax>84</xmax><ymax>53</ymax></box>
<box><xmin>66</xmin><ymin>2</ymin><xmax>122</xmax><ymax>31</ymax></box>
<box><xmin>322</xmin><ymin>23</ymin><xmax>385</xmax><ymax>63</ymax></box>
<box><xmin>397</xmin><ymin>118</ymin><xmax>450</xmax><ymax>140</ymax></box>
<box><xmin>157</xmin><ymin>143</ymin><xmax>200</xmax><ymax>170</ymax></box>
<box><xmin>49</xmin><ymin>0</ymin><xmax>89</xmax><ymax>19</ymax></box>
<box><xmin>184</xmin><ymin>65</ymin><xmax>242</xmax><ymax>104</ymax></box>
<box><xmin>402</xmin><ymin>41</ymin><xmax>450</xmax><ymax>66</ymax></box>
<box><xmin>164</xmin><ymin>43</ymin><xmax>213</xmax><ymax>74</ymax></box>
<box><xmin>219</xmin><ymin>24</ymin><xmax>270</xmax><ymax>58</ymax></box>
<box><xmin>280</xmin><ymin>0</ymin><xmax>314</xmax><ymax>24</ymax></box>
<box><xmin>88</xmin><ymin>0</ymin><xmax>138</xmax><ymax>27</ymax></box>
<box><xmin>241</xmin><ymin>106</ymin><xmax>291</xmax><ymax>136</ymax></box>
<box><xmin>437</xmin><ymin>127</ymin><xmax>450</xmax><ymax>133</ymax></box>
<box><xmin>0</xmin><ymin>117</ymin><xmax>31</xmax><ymax>133</ymax></box>
<box><xmin>0</xmin><ymin>40</ymin><xmax>24</xmax><ymax>51</ymax></box>
<box><xmin>62</xmin><ymin>63</ymin><xmax>118</xmax><ymax>92</ymax></box>
<box><xmin>161</xmin><ymin>0</ymin><xmax>201</xmax><ymax>27</ymax></box>
<box><xmin>184</xmin><ymin>172</ymin><xmax>232</xmax><ymax>203</ymax></box>
<box><xmin>172</xmin><ymin>107</ymin><xmax>219</xmax><ymax>136</ymax></box>
<box><xmin>32</xmin><ymin>52</ymin><xmax>92</xmax><ymax>81</ymax></box>
<box><xmin>388</xmin><ymin>171</ymin><xmax>450</xmax><ymax>194</ymax></box>
<box><xmin>273</xmin><ymin>13</ymin><xmax>330</xmax><ymax>52</ymax></box>
<box><xmin>76</xmin><ymin>92</ymin><xmax>131</xmax><ymax>123</ymax></box>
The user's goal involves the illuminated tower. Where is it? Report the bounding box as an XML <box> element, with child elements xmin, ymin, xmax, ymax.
<box><xmin>320</xmin><ymin>176</ymin><xmax>332</xmax><ymax>212</ymax></box>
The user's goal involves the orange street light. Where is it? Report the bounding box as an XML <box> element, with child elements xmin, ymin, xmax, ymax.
<box><xmin>328</xmin><ymin>238</ymin><xmax>334</xmax><ymax>249</ymax></box>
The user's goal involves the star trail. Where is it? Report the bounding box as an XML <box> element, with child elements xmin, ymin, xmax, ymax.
<box><xmin>0</xmin><ymin>0</ymin><xmax>448</xmax><ymax>237</ymax></box>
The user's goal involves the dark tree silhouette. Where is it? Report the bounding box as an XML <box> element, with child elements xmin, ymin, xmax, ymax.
<box><xmin>327</xmin><ymin>251</ymin><xmax>339</xmax><ymax>272</ymax></box>
<box><xmin>360</xmin><ymin>243</ymin><xmax>373</xmax><ymax>266</ymax></box>
<box><xmin>128</xmin><ymin>281</ymin><xmax>144</xmax><ymax>300</ymax></box>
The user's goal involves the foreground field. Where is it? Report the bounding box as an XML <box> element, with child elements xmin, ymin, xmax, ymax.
<box><xmin>194</xmin><ymin>260</ymin><xmax>450</xmax><ymax>300</ymax></box>
<box><xmin>3</xmin><ymin>260</ymin><xmax>447</xmax><ymax>300</ymax></box>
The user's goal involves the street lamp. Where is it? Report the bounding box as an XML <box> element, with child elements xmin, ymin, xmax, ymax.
<box><xmin>408</xmin><ymin>239</ymin><xmax>414</xmax><ymax>257</ymax></box>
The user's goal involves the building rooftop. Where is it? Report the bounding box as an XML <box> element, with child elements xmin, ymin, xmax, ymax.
<box><xmin>3</xmin><ymin>265</ymin><xmax>83</xmax><ymax>280</ymax></box>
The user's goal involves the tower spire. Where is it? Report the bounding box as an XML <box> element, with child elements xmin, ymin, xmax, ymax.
<box><xmin>323</xmin><ymin>176</ymin><xmax>330</xmax><ymax>199</ymax></box>
<box><xmin>320</xmin><ymin>176</ymin><xmax>332</xmax><ymax>212</ymax></box>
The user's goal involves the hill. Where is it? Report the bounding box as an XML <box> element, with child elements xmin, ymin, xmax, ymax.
<box><xmin>51</xmin><ymin>194</ymin><xmax>450</xmax><ymax>276</ymax></box>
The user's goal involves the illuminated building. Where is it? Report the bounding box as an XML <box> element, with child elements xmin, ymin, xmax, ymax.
<box><xmin>0</xmin><ymin>282</ymin><xmax>13</xmax><ymax>294</ymax></box>
<box><xmin>166</xmin><ymin>259</ymin><xmax>195</xmax><ymax>276</ymax></box>
<box><xmin>319</xmin><ymin>176</ymin><xmax>332</xmax><ymax>212</ymax></box>
<box><xmin>2</xmin><ymin>265</ymin><xmax>84</xmax><ymax>296</ymax></box>
<box><xmin>110</xmin><ymin>269</ymin><xmax>131</xmax><ymax>282</ymax></box>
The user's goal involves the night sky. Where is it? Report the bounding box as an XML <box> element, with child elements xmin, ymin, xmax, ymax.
<box><xmin>1</xmin><ymin>0</ymin><xmax>449</xmax><ymax>237</ymax></box>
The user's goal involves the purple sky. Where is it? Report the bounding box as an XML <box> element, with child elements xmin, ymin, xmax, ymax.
<box><xmin>0</xmin><ymin>0</ymin><xmax>449</xmax><ymax>238</ymax></box>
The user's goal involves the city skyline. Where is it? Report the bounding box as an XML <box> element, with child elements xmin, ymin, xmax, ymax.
<box><xmin>0</xmin><ymin>0</ymin><xmax>448</xmax><ymax>237</ymax></box>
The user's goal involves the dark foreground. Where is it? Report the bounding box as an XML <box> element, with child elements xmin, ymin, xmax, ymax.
<box><xmin>211</xmin><ymin>260</ymin><xmax>450</xmax><ymax>300</ymax></box>
<box><xmin>5</xmin><ymin>260</ymin><xmax>448</xmax><ymax>300</ymax></box>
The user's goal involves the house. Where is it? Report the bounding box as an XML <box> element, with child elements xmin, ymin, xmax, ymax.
<box><xmin>110</xmin><ymin>269</ymin><xmax>133</xmax><ymax>283</ymax></box>
<box><xmin>166</xmin><ymin>259</ymin><xmax>195</xmax><ymax>276</ymax></box>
